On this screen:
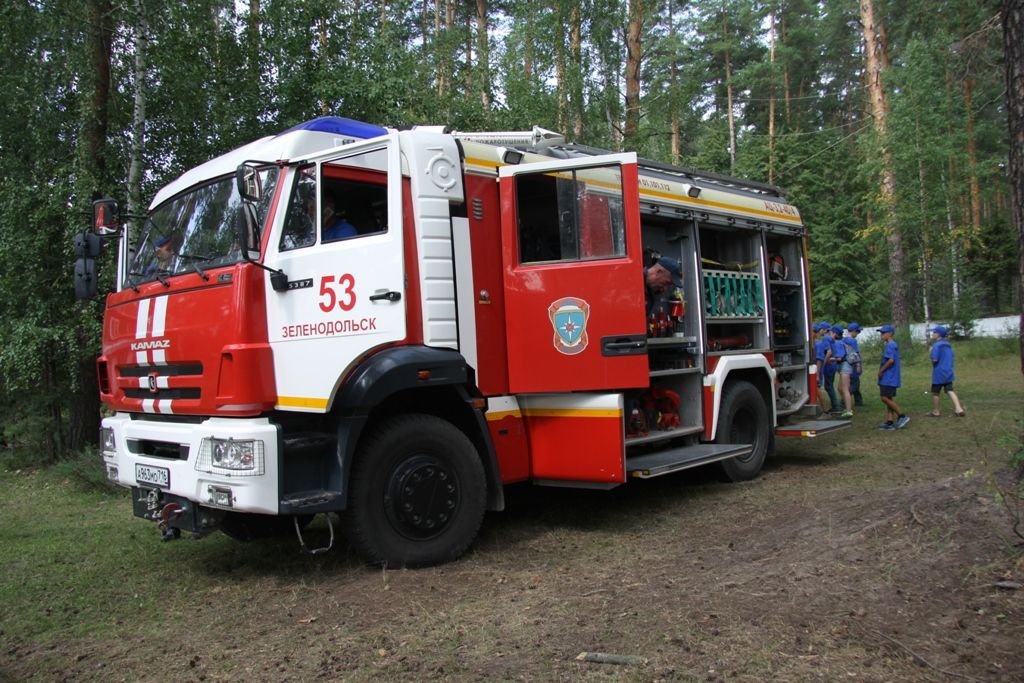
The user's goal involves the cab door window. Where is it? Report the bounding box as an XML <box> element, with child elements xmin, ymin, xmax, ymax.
<box><xmin>279</xmin><ymin>162</ymin><xmax>389</xmax><ymax>251</ymax></box>
<box><xmin>279</xmin><ymin>166</ymin><xmax>317</xmax><ymax>251</ymax></box>
<box><xmin>320</xmin><ymin>163</ymin><xmax>388</xmax><ymax>243</ymax></box>
<box><xmin>515</xmin><ymin>164</ymin><xmax>626</xmax><ymax>264</ymax></box>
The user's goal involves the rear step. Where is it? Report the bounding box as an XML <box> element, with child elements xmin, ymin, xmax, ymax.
<box><xmin>627</xmin><ymin>443</ymin><xmax>753</xmax><ymax>479</ymax></box>
<box><xmin>775</xmin><ymin>419</ymin><xmax>851</xmax><ymax>437</ymax></box>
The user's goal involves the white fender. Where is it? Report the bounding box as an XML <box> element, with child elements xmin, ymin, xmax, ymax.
<box><xmin>704</xmin><ymin>355</ymin><xmax>777</xmax><ymax>440</ymax></box>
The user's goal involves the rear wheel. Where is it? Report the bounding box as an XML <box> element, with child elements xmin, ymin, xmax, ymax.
<box><xmin>342</xmin><ymin>414</ymin><xmax>487</xmax><ymax>568</ymax></box>
<box><xmin>715</xmin><ymin>380</ymin><xmax>771</xmax><ymax>482</ymax></box>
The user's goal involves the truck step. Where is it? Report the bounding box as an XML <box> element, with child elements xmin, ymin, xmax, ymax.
<box><xmin>775</xmin><ymin>419</ymin><xmax>851</xmax><ymax>437</ymax></box>
<box><xmin>282</xmin><ymin>432</ymin><xmax>336</xmax><ymax>456</ymax></box>
<box><xmin>280</xmin><ymin>489</ymin><xmax>342</xmax><ymax>511</ymax></box>
<box><xmin>627</xmin><ymin>443</ymin><xmax>753</xmax><ymax>479</ymax></box>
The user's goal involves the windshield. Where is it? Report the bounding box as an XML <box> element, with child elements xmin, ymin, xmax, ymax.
<box><xmin>126</xmin><ymin>167</ymin><xmax>279</xmax><ymax>286</ymax></box>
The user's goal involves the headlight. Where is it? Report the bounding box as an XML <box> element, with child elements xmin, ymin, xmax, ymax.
<box><xmin>100</xmin><ymin>427</ymin><xmax>116</xmax><ymax>455</ymax></box>
<box><xmin>195</xmin><ymin>437</ymin><xmax>265</xmax><ymax>475</ymax></box>
<box><xmin>212</xmin><ymin>438</ymin><xmax>255</xmax><ymax>470</ymax></box>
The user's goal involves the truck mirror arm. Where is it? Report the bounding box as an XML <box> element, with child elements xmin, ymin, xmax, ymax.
<box><xmin>233</xmin><ymin>205</ymin><xmax>289</xmax><ymax>290</ymax></box>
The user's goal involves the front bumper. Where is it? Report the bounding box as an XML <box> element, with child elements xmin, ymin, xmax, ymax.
<box><xmin>102</xmin><ymin>412</ymin><xmax>281</xmax><ymax>514</ymax></box>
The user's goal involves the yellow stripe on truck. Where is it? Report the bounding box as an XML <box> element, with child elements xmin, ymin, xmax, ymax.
<box><xmin>522</xmin><ymin>408</ymin><xmax>622</xmax><ymax>419</ymax></box>
<box><xmin>276</xmin><ymin>396</ymin><xmax>329</xmax><ymax>410</ymax></box>
<box><xmin>464</xmin><ymin>156</ymin><xmax>802</xmax><ymax>225</ymax></box>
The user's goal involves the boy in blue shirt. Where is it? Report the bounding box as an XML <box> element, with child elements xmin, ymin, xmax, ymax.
<box><xmin>845</xmin><ymin>323</ymin><xmax>864</xmax><ymax>407</ymax></box>
<box><xmin>814</xmin><ymin>322</ymin><xmax>838</xmax><ymax>413</ymax></box>
<box><xmin>831</xmin><ymin>325</ymin><xmax>853</xmax><ymax>418</ymax></box>
<box><xmin>876</xmin><ymin>324</ymin><xmax>909</xmax><ymax>430</ymax></box>
<box><xmin>926</xmin><ymin>325</ymin><xmax>965</xmax><ymax>417</ymax></box>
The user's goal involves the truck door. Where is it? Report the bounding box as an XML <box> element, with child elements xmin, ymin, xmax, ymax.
<box><xmin>265</xmin><ymin>135</ymin><xmax>406</xmax><ymax>411</ymax></box>
<box><xmin>498</xmin><ymin>154</ymin><xmax>648</xmax><ymax>394</ymax></box>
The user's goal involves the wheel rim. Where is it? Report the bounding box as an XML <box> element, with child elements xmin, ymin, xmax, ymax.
<box><xmin>729</xmin><ymin>406</ymin><xmax>762</xmax><ymax>463</ymax></box>
<box><xmin>383</xmin><ymin>454</ymin><xmax>460</xmax><ymax>541</ymax></box>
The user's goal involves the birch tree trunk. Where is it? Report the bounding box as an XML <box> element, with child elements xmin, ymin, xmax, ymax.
<box><xmin>917</xmin><ymin>123</ymin><xmax>932</xmax><ymax>333</ymax></box>
<box><xmin>723</xmin><ymin>13</ymin><xmax>736</xmax><ymax>175</ymax></box>
<box><xmin>768</xmin><ymin>11</ymin><xmax>776</xmax><ymax>184</ymax></box>
<box><xmin>624</xmin><ymin>0</ymin><xmax>642</xmax><ymax>149</ymax></box>
<box><xmin>781</xmin><ymin>13</ymin><xmax>791</xmax><ymax>126</ymax></box>
<box><xmin>434</xmin><ymin>0</ymin><xmax>445</xmax><ymax>95</ymax></box>
<box><xmin>570</xmin><ymin>2</ymin><xmax>583</xmax><ymax>140</ymax></box>
<box><xmin>476</xmin><ymin>0</ymin><xmax>490</xmax><ymax>109</ymax></box>
<box><xmin>555</xmin><ymin>0</ymin><xmax>568</xmax><ymax>134</ymax></box>
<box><xmin>669</xmin><ymin>1</ymin><xmax>680</xmax><ymax>164</ymax></box>
<box><xmin>127</xmin><ymin>0</ymin><xmax>148</xmax><ymax>221</ymax></box>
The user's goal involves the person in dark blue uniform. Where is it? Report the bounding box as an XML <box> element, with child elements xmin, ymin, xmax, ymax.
<box><xmin>321</xmin><ymin>196</ymin><xmax>357</xmax><ymax>241</ymax></box>
<box><xmin>644</xmin><ymin>256</ymin><xmax>682</xmax><ymax>317</ymax></box>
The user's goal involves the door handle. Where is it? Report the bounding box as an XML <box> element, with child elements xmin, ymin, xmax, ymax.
<box><xmin>368</xmin><ymin>290</ymin><xmax>402</xmax><ymax>302</ymax></box>
<box><xmin>601</xmin><ymin>334</ymin><xmax>647</xmax><ymax>356</ymax></box>
<box><xmin>604</xmin><ymin>340</ymin><xmax>645</xmax><ymax>350</ymax></box>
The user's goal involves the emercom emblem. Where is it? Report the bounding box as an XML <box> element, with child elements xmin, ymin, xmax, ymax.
<box><xmin>548</xmin><ymin>297</ymin><xmax>590</xmax><ymax>356</ymax></box>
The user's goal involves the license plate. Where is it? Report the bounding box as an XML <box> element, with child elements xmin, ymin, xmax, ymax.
<box><xmin>135</xmin><ymin>463</ymin><xmax>170</xmax><ymax>489</ymax></box>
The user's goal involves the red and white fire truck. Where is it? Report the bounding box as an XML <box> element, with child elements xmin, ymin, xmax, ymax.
<box><xmin>76</xmin><ymin>117</ymin><xmax>847</xmax><ymax>567</ymax></box>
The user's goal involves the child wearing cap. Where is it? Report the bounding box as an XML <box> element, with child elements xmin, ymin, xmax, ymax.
<box><xmin>814</xmin><ymin>323</ymin><xmax>839</xmax><ymax>413</ymax></box>
<box><xmin>844</xmin><ymin>323</ymin><xmax>864</xmax><ymax>407</ymax></box>
<box><xmin>831</xmin><ymin>325</ymin><xmax>853</xmax><ymax>418</ymax></box>
<box><xmin>927</xmin><ymin>326</ymin><xmax>965</xmax><ymax>417</ymax></box>
<box><xmin>876</xmin><ymin>325</ymin><xmax>909</xmax><ymax>430</ymax></box>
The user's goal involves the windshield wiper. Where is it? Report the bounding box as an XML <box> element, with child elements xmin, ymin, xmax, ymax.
<box><xmin>124</xmin><ymin>272</ymin><xmax>141</xmax><ymax>293</ymax></box>
<box><xmin>127</xmin><ymin>269</ymin><xmax>168</xmax><ymax>288</ymax></box>
<box><xmin>177</xmin><ymin>253</ymin><xmax>211</xmax><ymax>281</ymax></box>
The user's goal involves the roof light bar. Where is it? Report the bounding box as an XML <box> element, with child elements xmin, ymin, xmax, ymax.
<box><xmin>277</xmin><ymin>116</ymin><xmax>387</xmax><ymax>140</ymax></box>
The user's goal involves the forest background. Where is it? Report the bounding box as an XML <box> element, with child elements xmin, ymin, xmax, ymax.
<box><xmin>0</xmin><ymin>0</ymin><xmax>1021</xmax><ymax>460</ymax></box>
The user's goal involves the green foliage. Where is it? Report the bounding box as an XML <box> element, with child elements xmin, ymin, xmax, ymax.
<box><xmin>48</xmin><ymin>448</ymin><xmax>112</xmax><ymax>493</ymax></box>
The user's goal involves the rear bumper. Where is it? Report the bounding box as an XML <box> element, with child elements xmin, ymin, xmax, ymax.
<box><xmin>101</xmin><ymin>412</ymin><xmax>281</xmax><ymax>514</ymax></box>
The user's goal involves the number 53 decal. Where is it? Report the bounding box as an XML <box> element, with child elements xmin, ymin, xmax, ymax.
<box><xmin>318</xmin><ymin>274</ymin><xmax>356</xmax><ymax>312</ymax></box>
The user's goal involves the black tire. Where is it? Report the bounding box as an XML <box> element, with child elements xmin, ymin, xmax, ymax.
<box><xmin>342</xmin><ymin>414</ymin><xmax>487</xmax><ymax>568</ymax></box>
<box><xmin>715</xmin><ymin>380</ymin><xmax>771</xmax><ymax>482</ymax></box>
<box><xmin>220</xmin><ymin>512</ymin><xmax>312</xmax><ymax>541</ymax></box>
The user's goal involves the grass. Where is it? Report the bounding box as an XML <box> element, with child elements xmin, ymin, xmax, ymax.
<box><xmin>0</xmin><ymin>338</ymin><xmax>1020</xmax><ymax>680</ymax></box>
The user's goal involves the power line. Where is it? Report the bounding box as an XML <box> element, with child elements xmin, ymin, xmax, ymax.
<box><xmin>742</xmin><ymin>120</ymin><xmax>866</xmax><ymax>138</ymax></box>
<box><xmin>779</xmin><ymin>122</ymin><xmax>872</xmax><ymax>174</ymax></box>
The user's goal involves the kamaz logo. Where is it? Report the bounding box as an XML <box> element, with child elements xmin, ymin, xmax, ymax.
<box><xmin>130</xmin><ymin>339</ymin><xmax>171</xmax><ymax>351</ymax></box>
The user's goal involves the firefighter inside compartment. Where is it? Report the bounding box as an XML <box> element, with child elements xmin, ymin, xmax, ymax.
<box><xmin>644</xmin><ymin>255</ymin><xmax>681</xmax><ymax>312</ymax></box>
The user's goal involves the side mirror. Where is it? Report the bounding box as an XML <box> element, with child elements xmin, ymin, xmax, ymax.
<box><xmin>74</xmin><ymin>257</ymin><xmax>98</xmax><ymax>300</ymax></box>
<box><xmin>74</xmin><ymin>231</ymin><xmax>103</xmax><ymax>258</ymax></box>
<box><xmin>235</xmin><ymin>203</ymin><xmax>261</xmax><ymax>261</ymax></box>
<box><xmin>236</xmin><ymin>164</ymin><xmax>263</xmax><ymax>203</ymax></box>
<box><xmin>92</xmin><ymin>198</ymin><xmax>121</xmax><ymax>236</ymax></box>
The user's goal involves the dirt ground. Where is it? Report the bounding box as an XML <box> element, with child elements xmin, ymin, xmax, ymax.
<box><xmin>4</xmin><ymin>433</ymin><xmax>1024</xmax><ymax>682</ymax></box>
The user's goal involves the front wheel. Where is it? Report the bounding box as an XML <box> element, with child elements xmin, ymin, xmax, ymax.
<box><xmin>715</xmin><ymin>380</ymin><xmax>772</xmax><ymax>482</ymax></box>
<box><xmin>342</xmin><ymin>414</ymin><xmax>487</xmax><ymax>568</ymax></box>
